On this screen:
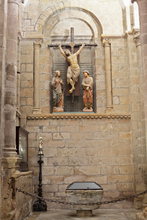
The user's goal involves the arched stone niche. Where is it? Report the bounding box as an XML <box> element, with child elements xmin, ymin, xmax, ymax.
<box><xmin>37</xmin><ymin>7</ymin><xmax>106</xmax><ymax>113</ymax></box>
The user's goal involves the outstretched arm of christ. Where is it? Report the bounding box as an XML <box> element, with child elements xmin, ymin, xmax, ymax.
<box><xmin>75</xmin><ymin>43</ymin><xmax>85</xmax><ymax>55</ymax></box>
<box><xmin>59</xmin><ymin>44</ymin><xmax>66</xmax><ymax>58</ymax></box>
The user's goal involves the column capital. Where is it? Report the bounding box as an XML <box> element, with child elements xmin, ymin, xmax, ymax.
<box><xmin>34</xmin><ymin>40</ymin><xmax>42</xmax><ymax>46</ymax></box>
<box><xmin>102</xmin><ymin>38</ymin><xmax>111</xmax><ymax>47</ymax></box>
<box><xmin>101</xmin><ymin>35</ymin><xmax>111</xmax><ymax>46</ymax></box>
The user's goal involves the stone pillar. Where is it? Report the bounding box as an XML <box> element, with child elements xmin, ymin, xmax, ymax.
<box><xmin>132</xmin><ymin>0</ymin><xmax>147</xmax><ymax>207</ymax></box>
<box><xmin>4</xmin><ymin>0</ymin><xmax>21</xmax><ymax>157</ymax></box>
<box><xmin>132</xmin><ymin>0</ymin><xmax>147</xmax><ymax>152</ymax></box>
<box><xmin>103</xmin><ymin>38</ymin><xmax>113</xmax><ymax>110</ymax></box>
<box><xmin>138</xmin><ymin>0</ymin><xmax>147</xmax><ymax>155</ymax></box>
<box><xmin>138</xmin><ymin>0</ymin><xmax>147</xmax><ymax>207</ymax></box>
<box><xmin>33</xmin><ymin>41</ymin><xmax>41</xmax><ymax>114</ymax></box>
<box><xmin>0</xmin><ymin>0</ymin><xmax>8</xmax><ymax>151</ymax></box>
<box><xmin>0</xmin><ymin>1</ymin><xmax>8</xmax><ymax>219</ymax></box>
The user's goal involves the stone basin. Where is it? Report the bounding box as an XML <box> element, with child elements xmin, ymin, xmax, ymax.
<box><xmin>66</xmin><ymin>182</ymin><xmax>103</xmax><ymax>217</ymax></box>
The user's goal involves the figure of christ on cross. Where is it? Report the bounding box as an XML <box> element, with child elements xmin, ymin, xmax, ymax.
<box><xmin>59</xmin><ymin>43</ymin><xmax>85</xmax><ymax>94</ymax></box>
<box><xmin>48</xmin><ymin>27</ymin><xmax>97</xmax><ymax>95</ymax></box>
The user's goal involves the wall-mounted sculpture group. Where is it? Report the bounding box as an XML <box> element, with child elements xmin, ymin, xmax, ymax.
<box><xmin>51</xmin><ymin>44</ymin><xmax>93</xmax><ymax>113</ymax></box>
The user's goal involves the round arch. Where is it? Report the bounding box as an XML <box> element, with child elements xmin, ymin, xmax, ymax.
<box><xmin>44</xmin><ymin>17</ymin><xmax>95</xmax><ymax>39</ymax></box>
<box><xmin>35</xmin><ymin>7</ymin><xmax>103</xmax><ymax>38</ymax></box>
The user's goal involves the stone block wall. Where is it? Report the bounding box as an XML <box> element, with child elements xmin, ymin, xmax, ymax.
<box><xmin>27</xmin><ymin>117</ymin><xmax>134</xmax><ymax>208</ymax></box>
<box><xmin>20</xmin><ymin>0</ymin><xmax>130</xmax><ymax>116</ymax></box>
<box><xmin>22</xmin><ymin>0</ymin><xmax>124</xmax><ymax>36</ymax></box>
<box><xmin>20</xmin><ymin>41</ymin><xmax>34</xmax><ymax>115</ymax></box>
<box><xmin>111</xmin><ymin>38</ymin><xmax>130</xmax><ymax>113</ymax></box>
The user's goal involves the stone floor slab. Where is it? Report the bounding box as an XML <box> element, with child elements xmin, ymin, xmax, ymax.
<box><xmin>25</xmin><ymin>209</ymin><xmax>137</xmax><ymax>220</ymax></box>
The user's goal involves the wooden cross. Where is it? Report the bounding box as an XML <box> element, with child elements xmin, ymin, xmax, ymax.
<box><xmin>48</xmin><ymin>27</ymin><xmax>97</xmax><ymax>52</ymax></box>
<box><xmin>49</xmin><ymin>27</ymin><xmax>97</xmax><ymax>102</ymax></box>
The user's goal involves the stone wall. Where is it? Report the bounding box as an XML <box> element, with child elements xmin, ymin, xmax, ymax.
<box><xmin>20</xmin><ymin>38</ymin><xmax>130</xmax><ymax>115</ymax></box>
<box><xmin>22</xmin><ymin>0</ymin><xmax>123</xmax><ymax>35</ymax></box>
<box><xmin>111</xmin><ymin>37</ymin><xmax>130</xmax><ymax>113</ymax></box>
<box><xmin>27</xmin><ymin>116</ymin><xmax>134</xmax><ymax>208</ymax></box>
<box><xmin>20</xmin><ymin>0</ymin><xmax>130</xmax><ymax>116</ymax></box>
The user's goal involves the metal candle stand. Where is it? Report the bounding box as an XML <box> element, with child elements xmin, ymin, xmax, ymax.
<box><xmin>33</xmin><ymin>137</ymin><xmax>47</xmax><ymax>211</ymax></box>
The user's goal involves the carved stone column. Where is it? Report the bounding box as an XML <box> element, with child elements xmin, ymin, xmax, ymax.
<box><xmin>132</xmin><ymin>0</ymin><xmax>147</xmax><ymax>149</ymax></box>
<box><xmin>103</xmin><ymin>38</ymin><xmax>113</xmax><ymax>110</ymax></box>
<box><xmin>132</xmin><ymin>0</ymin><xmax>147</xmax><ymax>207</ymax></box>
<box><xmin>0</xmin><ymin>0</ymin><xmax>8</xmax><ymax>219</ymax></box>
<box><xmin>2</xmin><ymin>1</ymin><xmax>23</xmax><ymax>220</ymax></box>
<box><xmin>33</xmin><ymin>41</ymin><xmax>41</xmax><ymax>114</ymax></box>
<box><xmin>4</xmin><ymin>0</ymin><xmax>21</xmax><ymax>157</ymax></box>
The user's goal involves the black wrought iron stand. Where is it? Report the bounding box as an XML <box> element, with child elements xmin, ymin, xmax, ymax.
<box><xmin>33</xmin><ymin>137</ymin><xmax>47</xmax><ymax>211</ymax></box>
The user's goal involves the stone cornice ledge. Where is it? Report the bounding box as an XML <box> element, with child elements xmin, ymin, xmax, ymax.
<box><xmin>27</xmin><ymin>113</ymin><xmax>131</xmax><ymax>120</ymax></box>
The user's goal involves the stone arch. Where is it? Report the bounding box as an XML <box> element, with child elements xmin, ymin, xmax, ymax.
<box><xmin>37</xmin><ymin>5</ymin><xmax>105</xmax><ymax>113</ymax></box>
<box><xmin>35</xmin><ymin>7</ymin><xmax>103</xmax><ymax>37</ymax></box>
<box><xmin>44</xmin><ymin>17</ymin><xmax>95</xmax><ymax>40</ymax></box>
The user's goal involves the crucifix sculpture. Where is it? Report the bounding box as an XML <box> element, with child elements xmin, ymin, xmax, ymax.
<box><xmin>48</xmin><ymin>27</ymin><xmax>97</xmax><ymax>94</ymax></box>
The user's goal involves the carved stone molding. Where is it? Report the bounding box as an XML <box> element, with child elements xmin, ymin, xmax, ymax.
<box><xmin>27</xmin><ymin>113</ymin><xmax>131</xmax><ymax>120</ymax></box>
<box><xmin>101</xmin><ymin>34</ymin><xmax>125</xmax><ymax>40</ymax></box>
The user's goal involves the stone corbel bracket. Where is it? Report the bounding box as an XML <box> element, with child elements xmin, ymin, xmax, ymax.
<box><xmin>27</xmin><ymin>113</ymin><xmax>131</xmax><ymax>120</ymax></box>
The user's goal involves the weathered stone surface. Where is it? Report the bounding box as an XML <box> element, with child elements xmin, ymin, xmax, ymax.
<box><xmin>27</xmin><ymin>118</ymin><xmax>134</xmax><ymax>205</ymax></box>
